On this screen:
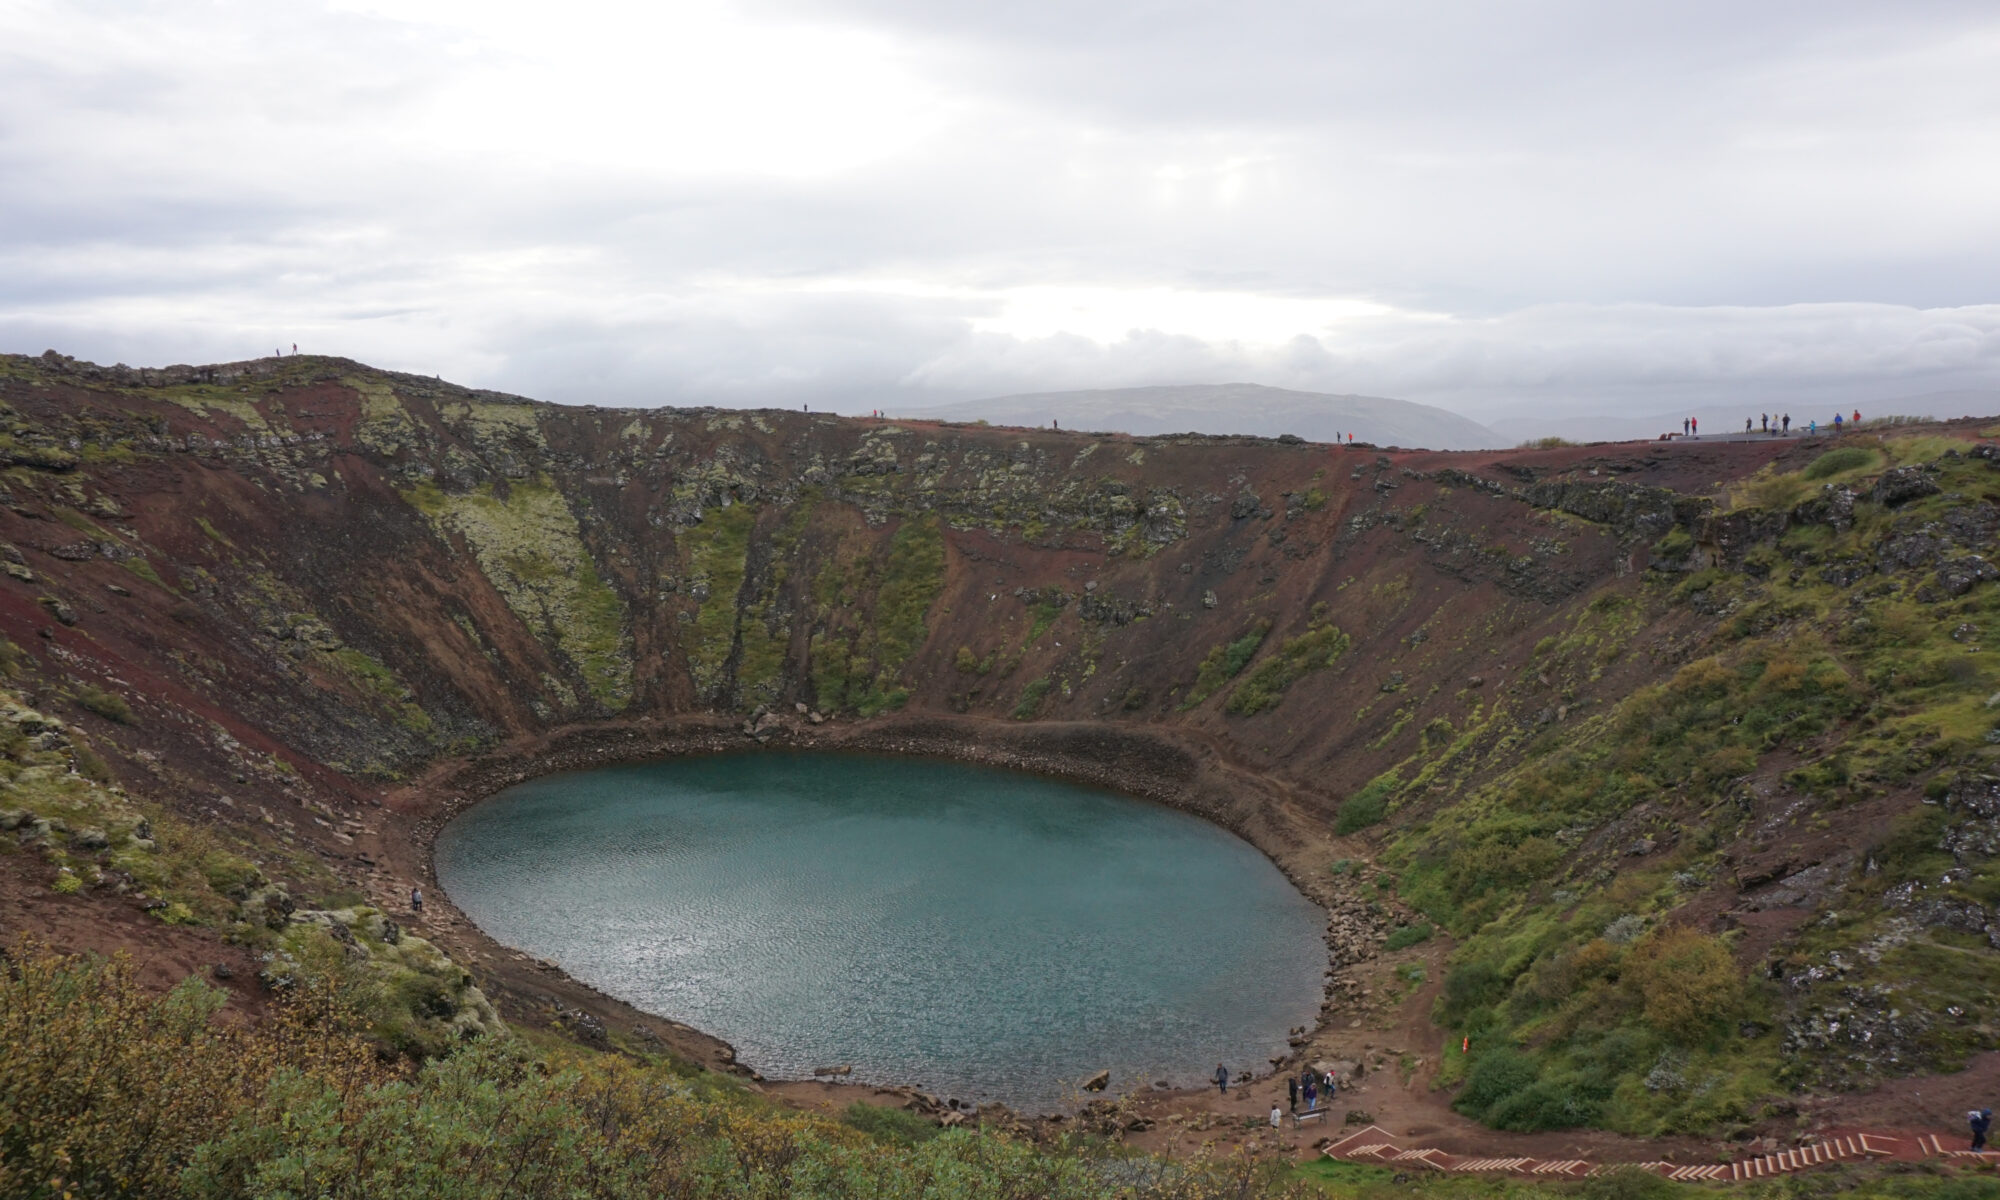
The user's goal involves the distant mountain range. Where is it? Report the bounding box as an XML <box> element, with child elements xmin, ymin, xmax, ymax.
<box><xmin>906</xmin><ymin>383</ymin><xmax>1504</xmax><ymax>451</ymax></box>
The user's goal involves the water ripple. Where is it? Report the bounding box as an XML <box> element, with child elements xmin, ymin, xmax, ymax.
<box><xmin>436</xmin><ymin>753</ymin><xmax>1324</xmax><ymax>1110</ymax></box>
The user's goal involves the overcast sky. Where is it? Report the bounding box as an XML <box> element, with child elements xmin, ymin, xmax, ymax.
<box><xmin>3</xmin><ymin>0</ymin><xmax>1997</xmax><ymax>422</ymax></box>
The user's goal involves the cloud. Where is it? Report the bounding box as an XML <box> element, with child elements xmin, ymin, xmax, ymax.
<box><xmin>0</xmin><ymin>0</ymin><xmax>1996</xmax><ymax>423</ymax></box>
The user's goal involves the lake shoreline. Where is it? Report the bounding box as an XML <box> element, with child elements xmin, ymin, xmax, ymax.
<box><xmin>363</xmin><ymin>711</ymin><xmax>1390</xmax><ymax>1117</ymax></box>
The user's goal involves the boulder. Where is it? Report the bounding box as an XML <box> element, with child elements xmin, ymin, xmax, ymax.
<box><xmin>811</xmin><ymin>1064</ymin><xmax>853</xmax><ymax>1077</ymax></box>
<box><xmin>1081</xmin><ymin>1069</ymin><xmax>1110</xmax><ymax>1092</ymax></box>
<box><xmin>1937</xmin><ymin>556</ymin><xmax>1999</xmax><ymax>597</ymax></box>
<box><xmin>1873</xmin><ymin>466</ymin><xmax>1941</xmax><ymax>507</ymax></box>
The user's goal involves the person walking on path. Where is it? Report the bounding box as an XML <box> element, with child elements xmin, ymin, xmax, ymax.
<box><xmin>411</xmin><ymin>886</ymin><xmax>423</xmax><ymax>914</ymax></box>
<box><xmin>1287</xmin><ymin>1075</ymin><xmax>1298</xmax><ymax>1113</ymax></box>
<box><xmin>1304</xmin><ymin>1078</ymin><xmax>1317</xmax><ymax>1111</ymax></box>
<box><xmin>1213</xmin><ymin>1064</ymin><xmax>1228</xmax><ymax>1095</ymax></box>
<box><xmin>1745</xmin><ymin>418</ymin><xmax>1753</xmax><ymax>434</ymax></box>
<box><xmin>1972</xmin><ymin>1108</ymin><xmax>1992</xmax><ymax>1151</ymax></box>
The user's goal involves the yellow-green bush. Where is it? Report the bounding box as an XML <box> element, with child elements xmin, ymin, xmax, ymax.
<box><xmin>1</xmin><ymin>941</ymin><xmax>1318</xmax><ymax>1200</ymax></box>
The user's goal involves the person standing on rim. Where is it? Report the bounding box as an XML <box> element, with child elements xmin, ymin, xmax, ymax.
<box><xmin>1213</xmin><ymin>1063</ymin><xmax>1228</xmax><ymax>1095</ymax></box>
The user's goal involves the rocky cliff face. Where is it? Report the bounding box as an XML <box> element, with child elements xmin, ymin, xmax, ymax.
<box><xmin>6</xmin><ymin>349</ymin><xmax>2000</xmax><ymax>1135</ymax></box>
<box><xmin>0</xmin><ymin>351</ymin><xmax>1702</xmax><ymax>791</ymax></box>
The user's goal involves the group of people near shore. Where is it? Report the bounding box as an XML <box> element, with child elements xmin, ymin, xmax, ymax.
<box><xmin>1213</xmin><ymin>1062</ymin><xmax>1338</xmax><ymax>1114</ymax></box>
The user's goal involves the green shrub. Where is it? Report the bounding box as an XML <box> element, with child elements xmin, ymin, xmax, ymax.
<box><xmin>1625</xmin><ymin>926</ymin><xmax>1742</xmax><ymax>1042</ymax></box>
<box><xmin>1803</xmin><ymin>445</ymin><xmax>1876</xmax><ymax>479</ymax></box>
<box><xmin>1011</xmin><ymin>677</ymin><xmax>1051</xmax><ymax>720</ymax></box>
<box><xmin>1384</xmin><ymin>922</ymin><xmax>1433</xmax><ymax>951</ymax></box>
<box><xmin>841</xmin><ymin>1101</ymin><xmax>941</xmax><ymax>1147</ymax></box>
<box><xmin>1334</xmin><ymin>793</ymin><xmax>1385</xmax><ymax>834</ymax></box>
<box><xmin>1225</xmin><ymin>622</ymin><xmax>1350</xmax><ymax>715</ymax></box>
<box><xmin>1182</xmin><ymin>619</ymin><xmax>1271</xmax><ymax>707</ymax></box>
<box><xmin>1334</xmin><ymin>771</ymin><xmax>1399</xmax><ymax>834</ymax></box>
<box><xmin>72</xmin><ymin>683</ymin><xmax>135</xmax><ymax>724</ymax></box>
<box><xmin>1653</xmin><ymin>528</ymin><xmax>1694</xmax><ymax>562</ymax></box>
<box><xmin>1485</xmin><ymin>1074</ymin><xmax>1606</xmax><ymax>1130</ymax></box>
<box><xmin>1452</xmin><ymin>1046</ymin><xmax>1538</xmax><ymax>1119</ymax></box>
<box><xmin>1439</xmin><ymin>961</ymin><xmax>1506</xmax><ymax>1024</ymax></box>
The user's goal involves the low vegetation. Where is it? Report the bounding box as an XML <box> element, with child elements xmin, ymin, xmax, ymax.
<box><xmin>1182</xmin><ymin>619</ymin><xmax>1272</xmax><ymax>709</ymax></box>
<box><xmin>0</xmin><ymin>941</ymin><xmax>1325</xmax><ymax>1200</ymax></box>
<box><xmin>1226</xmin><ymin>605</ymin><xmax>1350</xmax><ymax>716</ymax></box>
<box><xmin>1377</xmin><ymin>438</ymin><xmax>2000</xmax><ymax>1133</ymax></box>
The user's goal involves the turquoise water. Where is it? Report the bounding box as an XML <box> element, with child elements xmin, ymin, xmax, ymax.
<box><xmin>435</xmin><ymin>753</ymin><xmax>1325</xmax><ymax>1110</ymax></box>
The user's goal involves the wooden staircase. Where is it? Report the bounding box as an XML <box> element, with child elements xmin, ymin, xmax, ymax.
<box><xmin>1322</xmin><ymin>1125</ymin><xmax>1994</xmax><ymax>1183</ymax></box>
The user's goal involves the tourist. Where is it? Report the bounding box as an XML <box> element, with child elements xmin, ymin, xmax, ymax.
<box><xmin>411</xmin><ymin>886</ymin><xmax>423</xmax><ymax>913</ymax></box>
<box><xmin>1834</xmin><ymin>413</ymin><xmax>1843</xmax><ymax>433</ymax></box>
<box><xmin>1691</xmin><ymin>418</ymin><xmax>1698</xmax><ymax>437</ymax></box>
<box><xmin>1783</xmin><ymin>413</ymin><xmax>1791</xmax><ymax>433</ymax></box>
<box><xmin>1213</xmin><ymin>1063</ymin><xmax>1229</xmax><ymax>1095</ymax></box>
<box><xmin>1760</xmin><ymin>413</ymin><xmax>1768</xmax><ymax>432</ymax></box>
<box><xmin>1287</xmin><ymin>1074</ymin><xmax>1298</xmax><ymax>1112</ymax></box>
<box><xmin>1745</xmin><ymin>418</ymin><xmax>1752</xmax><ymax>434</ymax></box>
<box><xmin>1270</xmin><ymin>1104</ymin><xmax>1283</xmax><ymax>1130</ymax></box>
<box><xmin>1324</xmin><ymin>1068</ymin><xmax>1337</xmax><ymax>1095</ymax></box>
<box><xmin>1809</xmin><ymin>419</ymin><xmax>1817</xmax><ymax>435</ymax></box>
<box><xmin>1972</xmin><ymin>1107</ymin><xmax>1992</xmax><ymax>1151</ymax></box>
<box><xmin>1304</xmin><ymin>1078</ymin><xmax>1317</xmax><ymax>1110</ymax></box>
<box><xmin>1854</xmin><ymin>409</ymin><xmax>1862</xmax><ymax>425</ymax></box>
<box><xmin>1682</xmin><ymin>418</ymin><xmax>1690</xmax><ymax>436</ymax></box>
